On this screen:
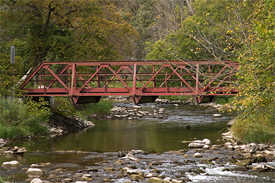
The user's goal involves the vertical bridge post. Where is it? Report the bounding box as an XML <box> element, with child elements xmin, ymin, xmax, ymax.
<box><xmin>132</xmin><ymin>63</ymin><xmax>137</xmax><ymax>96</ymax></box>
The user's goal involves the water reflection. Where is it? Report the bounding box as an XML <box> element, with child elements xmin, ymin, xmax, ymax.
<box><xmin>7</xmin><ymin>103</ymin><xmax>235</xmax><ymax>153</ymax></box>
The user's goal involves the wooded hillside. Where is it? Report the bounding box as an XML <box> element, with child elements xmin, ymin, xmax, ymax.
<box><xmin>0</xmin><ymin>0</ymin><xmax>274</xmax><ymax>143</ymax></box>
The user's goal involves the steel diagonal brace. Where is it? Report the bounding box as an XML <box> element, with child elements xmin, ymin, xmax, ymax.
<box><xmin>47</xmin><ymin>64</ymin><xmax>70</xmax><ymax>88</ymax></box>
<box><xmin>159</xmin><ymin>67</ymin><xmax>180</xmax><ymax>87</ymax></box>
<box><xmin>45</xmin><ymin>65</ymin><xmax>70</xmax><ymax>92</ymax></box>
<box><xmin>179</xmin><ymin>65</ymin><xmax>204</xmax><ymax>88</ymax></box>
<box><xmin>169</xmin><ymin>66</ymin><xmax>193</xmax><ymax>91</ymax></box>
<box><xmin>206</xmin><ymin>74</ymin><xmax>232</xmax><ymax>94</ymax></box>
<box><xmin>107</xmin><ymin>66</ymin><xmax>131</xmax><ymax>91</ymax></box>
<box><xmin>103</xmin><ymin>67</ymin><xmax>123</xmax><ymax>87</ymax></box>
<box><xmin>204</xmin><ymin>66</ymin><xmax>227</xmax><ymax>89</ymax></box>
<box><xmin>79</xmin><ymin>66</ymin><xmax>103</xmax><ymax>92</ymax></box>
<box><xmin>20</xmin><ymin>63</ymin><xmax>44</xmax><ymax>89</ymax></box>
<box><xmin>141</xmin><ymin>65</ymin><xmax>165</xmax><ymax>91</ymax></box>
<box><xmin>76</xmin><ymin>73</ymin><xmax>92</xmax><ymax>88</ymax></box>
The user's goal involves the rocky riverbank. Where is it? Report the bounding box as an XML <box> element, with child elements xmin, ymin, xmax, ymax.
<box><xmin>46</xmin><ymin>113</ymin><xmax>95</xmax><ymax>135</ymax></box>
<box><xmin>0</xmin><ymin>113</ymin><xmax>95</xmax><ymax>147</ymax></box>
<box><xmin>90</xmin><ymin>98</ymin><xmax>224</xmax><ymax>120</ymax></box>
<box><xmin>1</xmin><ymin>138</ymin><xmax>274</xmax><ymax>183</ymax></box>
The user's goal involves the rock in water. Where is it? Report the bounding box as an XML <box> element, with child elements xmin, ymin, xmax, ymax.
<box><xmin>188</xmin><ymin>142</ymin><xmax>204</xmax><ymax>148</ymax></box>
<box><xmin>123</xmin><ymin>152</ymin><xmax>139</xmax><ymax>162</ymax></box>
<box><xmin>213</xmin><ymin>114</ymin><xmax>222</xmax><ymax>117</ymax></box>
<box><xmin>26</xmin><ymin>168</ymin><xmax>43</xmax><ymax>177</ymax></box>
<box><xmin>252</xmin><ymin>165</ymin><xmax>275</xmax><ymax>172</ymax></box>
<box><xmin>193</xmin><ymin>153</ymin><xmax>203</xmax><ymax>158</ymax></box>
<box><xmin>2</xmin><ymin>160</ymin><xmax>20</xmax><ymax>167</ymax></box>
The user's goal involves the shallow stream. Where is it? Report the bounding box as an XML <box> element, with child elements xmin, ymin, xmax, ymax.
<box><xmin>0</xmin><ymin>102</ymin><xmax>274</xmax><ymax>182</ymax></box>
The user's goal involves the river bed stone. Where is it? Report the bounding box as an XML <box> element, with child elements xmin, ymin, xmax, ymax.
<box><xmin>0</xmin><ymin>145</ymin><xmax>274</xmax><ymax>182</ymax></box>
<box><xmin>1</xmin><ymin>160</ymin><xmax>20</xmax><ymax>167</ymax></box>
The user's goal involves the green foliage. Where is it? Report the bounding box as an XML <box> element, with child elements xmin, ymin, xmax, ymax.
<box><xmin>51</xmin><ymin>97</ymin><xmax>113</xmax><ymax>119</ymax></box>
<box><xmin>0</xmin><ymin>176</ymin><xmax>10</xmax><ymax>183</ymax></box>
<box><xmin>51</xmin><ymin>97</ymin><xmax>79</xmax><ymax>118</ymax></box>
<box><xmin>231</xmin><ymin>104</ymin><xmax>275</xmax><ymax>144</ymax></box>
<box><xmin>0</xmin><ymin>0</ymin><xmax>137</xmax><ymax>69</ymax></box>
<box><xmin>213</xmin><ymin>96</ymin><xmax>234</xmax><ymax>105</ymax></box>
<box><xmin>159</xmin><ymin>95</ymin><xmax>191</xmax><ymax>101</ymax></box>
<box><xmin>0</xmin><ymin>98</ymin><xmax>49</xmax><ymax>140</ymax></box>
<box><xmin>78</xmin><ymin>100</ymin><xmax>113</xmax><ymax>118</ymax></box>
<box><xmin>25</xmin><ymin>97</ymin><xmax>51</xmax><ymax>120</ymax></box>
<box><xmin>229</xmin><ymin>0</ymin><xmax>275</xmax><ymax>143</ymax></box>
<box><xmin>146</xmin><ymin>0</ymin><xmax>256</xmax><ymax>61</ymax></box>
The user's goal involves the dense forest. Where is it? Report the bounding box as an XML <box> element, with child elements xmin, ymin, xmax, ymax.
<box><xmin>0</xmin><ymin>0</ymin><xmax>274</xmax><ymax>143</ymax></box>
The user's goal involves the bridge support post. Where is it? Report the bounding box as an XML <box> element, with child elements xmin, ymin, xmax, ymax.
<box><xmin>131</xmin><ymin>96</ymin><xmax>158</xmax><ymax>104</ymax></box>
<box><xmin>70</xmin><ymin>96</ymin><xmax>101</xmax><ymax>104</ymax></box>
<box><xmin>194</xmin><ymin>96</ymin><xmax>214</xmax><ymax>104</ymax></box>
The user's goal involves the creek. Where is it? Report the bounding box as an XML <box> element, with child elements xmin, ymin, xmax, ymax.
<box><xmin>0</xmin><ymin>102</ymin><xmax>274</xmax><ymax>182</ymax></box>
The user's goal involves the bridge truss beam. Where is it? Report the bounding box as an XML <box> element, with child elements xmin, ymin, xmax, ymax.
<box><xmin>19</xmin><ymin>61</ymin><xmax>239</xmax><ymax>104</ymax></box>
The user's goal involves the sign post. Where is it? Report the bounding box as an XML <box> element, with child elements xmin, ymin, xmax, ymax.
<box><xmin>10</xmin><ymin>46</ymin><xmax>15</xmax><ymax>99</ymax></box>
<box><xmin>11</xmin><ymin>46</ymin><xmax>15</xmax><ymax>75</ymax></box>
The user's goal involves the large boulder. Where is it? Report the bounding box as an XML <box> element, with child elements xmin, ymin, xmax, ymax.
<box><xmin>81</xmin><ymin>174</ymin><xmax>93</xmax><ymax>181</ymax></box>
<box><xmin>0</xmin><ymin>146</ymin><xmax>26</xmax><ymax>155</ymax></box>
<box><xmin>193</xmin><ymin>153</ymin><xmax>203</xmax><ymax>158</ymax></box>
<box><xmin>0</xmin><ymin>138</ymin><xmax>6</xmax><ymax>147</ymax></box>
<box><xmin>148</xmin><ymin>177</ymin><xmax>163</xmax><ymax>183</ymax></box>
<box><xmin>130</xmin><ymin>173</ymin><xmax>144</xmax><ymax>181</ymax></box>
<box><xmin>252</xmin><ymin>165</ymin><xmax>275</xmax><ymax>172</ymax></box>
<box><xmin>2</xmin><ymin>160</ymin><xmax>20</xmax><ymax>167</ymax></box>
<box><xmin>188</xmin><ymin>143</ymin><xmax>204</xmax><ymax>148</ymax></box>
<box><xmin>242</xmin><ymin>143</ymin><xmax>258</xmax><ymax>153</ymax></box>
<box><xmin>188</xmin><ymin>139</ymin><xmax>212</xmax><ymax>148</ymax></box>
<box><xmin>202</xmin><ymin>138</ymin><xmax>212</xmax><ymax>146</ymax></box>
<box><xmin>254</xmin><ymin>154</ymin><xmax>267</xmax><ymax>163</ymax></box>
<box><xmin>26</xmin><ymin>168</ymin><xmax>43</xmax><ymax>177</ymax></box>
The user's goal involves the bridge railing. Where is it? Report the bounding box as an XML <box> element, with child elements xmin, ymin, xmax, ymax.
<box><xmin>19</xmin><ymin>60</ymin><xmax>239</xmax><ymax>104</ymax></box>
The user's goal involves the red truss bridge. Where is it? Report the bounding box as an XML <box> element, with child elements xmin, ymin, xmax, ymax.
<box><xmin>19</xmin><ymin>60</ymin><xmax>239</xmax><ymax>104</ymax></box>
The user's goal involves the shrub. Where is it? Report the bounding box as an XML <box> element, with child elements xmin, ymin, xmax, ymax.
<box><xmin>231</xmin><ymin>104</ymin><xmax>275</xmax><ymax>144</ymax></box>
<box><xmin>78</xmin><ymin>100</ymin><xmax>113</xmax><ymax>118</ymax></box>
<box><xmin>51</xmin><ymin>97</ymin><xmax>113</xmax><ymax>119</ymax></box>
<box><xmin>0</xmin><ymin>98</ymin><xmax>49</xmax><ymax>140</ymax></box>
<box><xmin>159</xmin><ymin>95</ymin><xmax>191</xmax><ymax>101</ymax></box>
<box><xmin>51</xmin><ymin>97</ymin><xmax>79</xmax><ymax>117</ymax></box>
<box><xmin>213</xmin><ymin>96</ymin><xmax>234</xmax><ymax>105</ymax></box>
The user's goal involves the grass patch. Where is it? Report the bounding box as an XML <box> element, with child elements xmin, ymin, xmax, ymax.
<box><xmin>0</xmin><ymin>98</ymin><xmax>49</xmax><ymax>140</ymax></box>
<box><xmin>159</xmin><ymin>95</ymin><xmax>191</xmax><ymax>101</ymax></box>
<box><xmin>77</xmin><ymin>100</ymin><xmax>113</xmax><ymax>119</ymax></box>
<box><xmin>51</xmin><ymin>97</ymin><xmax>79</xmax><ymax>117</ymax></box>
<box><xmin>51</xmin><ymin>97</ymin><xmax>113</xmax><ymax>120</ymax></box>
<box><xmin>231</xmin><ymin>104</ymin><xmax>275</xmax><ymax>144</ymax></box>
<box><xmin>213</xmin><ymin>96</ymin><xmax>234</xmax><ymax>105</ymax></box>
<box><xmin>0</xmin><ymin>176</ymin><xmax>10</xmax><ymax>183</ymax></box>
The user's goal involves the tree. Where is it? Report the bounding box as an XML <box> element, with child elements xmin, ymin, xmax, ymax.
<box><xmin>230</xmin><ymin>0</ymin><xmax>275</xmax><ymax>143</ymax></box>
<box><xmin>146</xmin><ymin>0</ymin><xmax>256</xmax><ymax>61</ymax></box>
<box><xmin>115</xmin><ymin>0</ymin><xmax>191</xmax><ymax>60</ymax></box>
<box><xmin>0</xmin><ymin>0</ymin><xmax>138</xmax><ymax>95</ymax></box>
<box><xmin>0</xmin><ymin>0</ymin><xmax>137</xmax><ymax>66</ymax></box>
